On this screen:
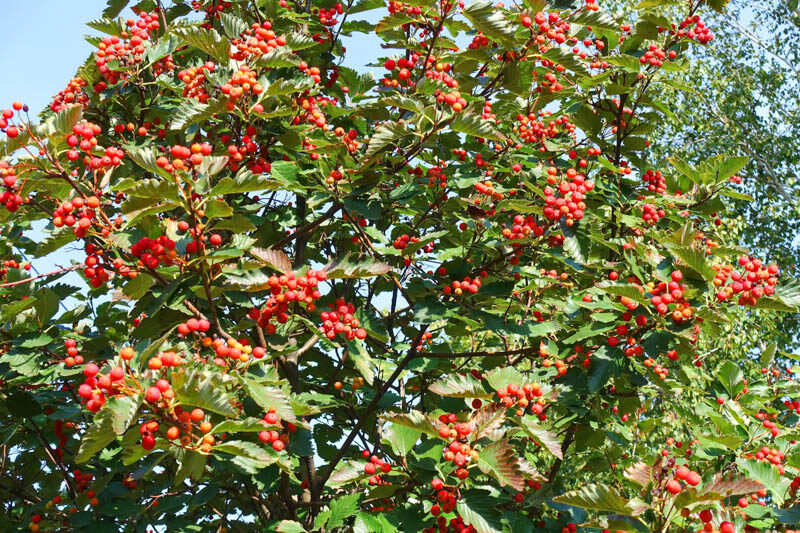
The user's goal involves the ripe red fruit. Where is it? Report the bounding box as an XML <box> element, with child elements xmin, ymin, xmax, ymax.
<box><xmin>83</xmin><ymin>363</ymin><xmax>100</xmax><ymax>377</ymax></box>
<box><xmin>666</xmin><ymin>480</ymin><xmax>681</xmax><ymax>494</ymax></box>
<box><xmin>209</xmin><ymin>233</ymin><xmax>222</xmax><ymax>246</ymax></box>
<box><xmin>720</xmin><ymin>522</ymin><xmax>734</xmax><ymax>533</ymax></box>
<box><xmin>364</xmin><ymin>462</ymin><xmax>376</xmax><ymax>474</ymax></box>
<box><xmin>685</xmin><ymin>471</ymin><xmax>701</xmax><ymax>486</ymax></box>
<box><xmin>145</xmin><ymin>386</ymin><xmax>161</xmax><ymax>403</ymax></box>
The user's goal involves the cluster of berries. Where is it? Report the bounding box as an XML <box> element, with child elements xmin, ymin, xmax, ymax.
<box><xmin>249</xmin><ymin>270</ymin><xmax>326</xmax><ymax>334</ymax></box>
<box><xmin>714</xmin><ymin>257</ymin><xmax>779</xmax><ymax>305</ymax></box>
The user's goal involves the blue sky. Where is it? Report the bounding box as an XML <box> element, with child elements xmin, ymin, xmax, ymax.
<box><xmin>0</xmin><ymin>1</ymin><xmax>107</xmax><ymax>116</ymax></box>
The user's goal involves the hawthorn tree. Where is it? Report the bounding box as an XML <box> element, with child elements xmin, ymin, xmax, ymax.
<box><xmin>1</xmin><ymin>0</ymin><xmax>799</xmax><ymax>532</ymax></box>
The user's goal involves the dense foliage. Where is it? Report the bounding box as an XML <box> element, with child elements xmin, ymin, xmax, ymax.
<box><xmin>1</xmin><ymin>0</ymin><xmax>799</xmax><ymax>532</ymax></box>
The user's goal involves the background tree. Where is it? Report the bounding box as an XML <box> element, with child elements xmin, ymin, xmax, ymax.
<box><xmin>604</xmin><ymin>0</ymin><xmax>800</xmax><ymax>361</ymax></box>
<box><xmin>0</xmin><ymin>0</ymin><xmax>799</xmax><ymax>532</ymax></box>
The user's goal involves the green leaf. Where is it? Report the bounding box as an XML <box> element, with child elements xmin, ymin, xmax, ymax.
<box><xmin>735</xmin><ymin>459</ymin><xmax>789</xmax><ymax>505</ymax></box>
<box><xmin>174</xmin><ymin>450</ymin><xmax>207</xmax><ymax>486</ymax></box>
<box><xmin>87</xmin><ymin>17</ymin><xmax>125</xmax><ymax>37</ymax></box>
<box><xmin>173</xmin><ymin>25</ymin><xmax>230</xmax><ymax>64</ymax></box>
<box><xmin>476</xmin><ymin>440</ymin><xmax>526</xmax><ymax>491</ymax></box>
<box><xmin>364</xmin><ymin>122</ymin><xmax>412</xmax><ymax>160</ymax></box>
<box><xmin>775</xmin><ymin>279</ymin><xmax>800</xmax><ymax>309</ymax></box>
<box><xmin>103</xmin><ymin>0</ymin><xmax>129</xmax><ymax>18</ymax></box>
<box><xmin>667</xmin><ymin>244</ymin><xmax>716</xmax><ymax>282</ymax></box>
<box><xmin>173</xmin><ymin>370</ymin><xmax>238</xmax><ymax>416</ymax></box>
<box><xmin>212</xmin><ymin>417</ymin><xmax>271</xmax><ymax>434</ymax></box>
<box><xmin>552</xmin><ymin>484</ymin><xmax>639</xmax><ymax>515</ymax></box>
<box><xmin>325</xmin><ymin>253</ymin><xmax>391</xmax><ymax>279</ymax></box>
<box><xmin>205</xmin><ymin>198</ymin><xmax>233</xmax><ymax>219</ymax></box>
<box><xmin>761</xmin><ymin>343</ymin><xmax>777</xmax><ymax>367</ymax></box>
<box><xmin>519</xmin><ymin>416</ymin><xmax>563</xmax><ymax>459</ymax></box>
<box><xmin>214</xmin><ymin>440</ymin><xmax>279</xmax><ymax>472</ymax></box>
<box><xmin>45</xmin><ymin>104</ymin><xmax>83</xmax><ymax>136</ymax></box>
<box><xmin>275</xmin><ymin>521</ymin><xmax>307</xmax><ymax>533</ymax></box>
<box><xmin>123</xmin><ymin>274</ymin><xmax>155</xmax><ymax>300</ymax></box>
<box><xmin>588</xmin><ymin>345</ymin><xmax>619</xmax><ymax>393</ymax></box>
<box><xmin>383</xmin><ymin>423</ymin><xmax>421</xmax><ymax>456</ymax></box>
<box><xmin>210</xmin><ymin>170</ymin><xmax>271</xmax><ymax>195</ymax></box>
<box><xmin>34</xmin><ymin>288</ymin><xmax>59</xmax><ymax>323</ymax></box>
<box><xmin>429</xmin><ymin>373</ymin><xmax>493</xmax><ymax>399</ymax></box>
<box><xmin>485</xmin><ymin>366</ymin><xmax>524</xmax><ymax>392</ymax></box>
<box><xmin>717</xmin><ymin>360</ymin><xmax>744</xmax><ymax>397</ymax></box>
<box><xmin>462</xmin><ymin>0</ymin><xmax>517</xmax><ymax>48</ymax></box>
<box><xmin>109</xmin><ymin>394</ymin><xmax>142</xmax><ymax>436</ymax></box>
<box><xmin>570</xmin><ymin>10</ymin><xmax>619</xmax><ymax>31</ymax></box>
<box><xmin>250</xmin><ymin>247</ymin><xmax>292</xmax><ymax>274</ymax></box>
<box><xmin>604</xmin><ymin>55</ymin><xmax>641</xmax><ymax>73</ymax></box>
<box><xmin>170</xmin><ymin>98</ymin><xmax>228</xmax><ymax>130</ymax></box>
<box><xmin>457</xmin><ymin>490</ymin><xmax>504</xmax><ymax>533</ymax></box>
<box><xmin>450</xmin><ymin>113</ymin><xmax>506</xmax><ymax>141</ymax></box>
<box><xmin>219</xmin><ymin>12</ymin><xmax>247</xmax><ymax>39</ymax></box>
<box><xmin>708</xmin><ymin>0</ymin><xmax>731</xmax><ymax>12</ymax></box>
<box><xmin>347</xmin><ymin>340</ymin><xmax>375</xmax><ymax>386</ymax></box>
<box><xmin>326</xmin><ymin>493</ymin><xmax>361</xmax><ymax>530</ymax></box>
<box><xmin>382</xmin><ymin>410</ymin><xmax>439</xmax><ymax>438</ymax></box>
<box><xmin>329</xmin><ymin>460</ymin><xmax>371</xmax><ymax>487</ymax></box>
<box><xmin>375</xmin><ymin>12</ymin><xmax>415</xmax><ymax>32</ymax></box>
<box><xmin>243</xmin><ymin>379</ymin><xmax>299</xmax><ymax>425</ymax></box>
<box><xmin>76</xmin><ymin>409</ymin><xmax>117</xmax><ymax>463</ymax></box>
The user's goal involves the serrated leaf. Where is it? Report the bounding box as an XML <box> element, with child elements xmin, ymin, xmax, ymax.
<box><xmin>174</xmin><ymin>449</ymin><xmax>207</xmax><ymax>486</ymax></box>
<box><xmin>476</xmin><ymin>440</ymin><xmax>526</xmax><ymax>491</ymax></box>
<box><xmin>275</xmin><ymin>521</ymin><xmax>307</xmax><ymax>533</ymax></box>
<box><xmin>761</xmin><ymin>342</ymin><xmax>777</xmax><ymax>367</ymax></box>
<box><xmin>219</xmin><ymin>12</ymin><xmax>247</xmax><ymax>39</ymax></box>
<box><xmin>364</xmin><ymin>122</ymin><xmax>412</xmax><ymax>160</ymax></box>
<box><xmin>553</xmin><ymin>484</ymin><xmax>638</xmax><ymax>515</ymax></box>
<box><xmin>623</xmin><ymin>460</ymin><xmax>658</xmax><ymax>487</ymax></box>
<box><xmin>243</xmin><ymin>379</ymin><xmax>298</xmax><ymax>425</ymax></box>
<box><xmin>325</xmin><ymin>253</ymin><xmax>391</xmax><ymax>279</ymax></box>
<box><xmin>329</xmin><ymin>460</ymin><xmax>371</xmax><ymax>487</ymax></box>
<box><xmin>429</xmin><ymin>373</ymin><xmax>493</xmax><ymax>399</ymax></box>
<box><xmin>173</xmin><ymin>26</ymin><xmax>230</xmax><ymax>64</ymax></box>
<box><xmin>87</xmin><ymin>17</ymin><xmax>125</xmax><ymax>37</ymax></box>
<box><xmin>251</xmin><ymin>247</ymin><xmax>292</xmax><ymax>274</ymax></box>
<box><xmin>252</xmin><ymin>48</ymin><xmax>302</xmax><ymax>68</ymax></box>
<box><xmin>520</xmin><ymin>416</ymin><xmax>563</xmax><ymax>459</ymax></box>
<box><xmin>210</xmin><ymin>170</ymin><xmax>271</xmax><ymax>195</ymax></box>
<box><xmin>383</xmin><ymin>423</ymin><xmax>421</xmax><ymax>456</ymax></box>
<box><xmin>347</xmin><ymin>340</ymin><xmax>375</xmax><ymax>386</ymax></box>
<box><xmin>170</xmin><ymin>98</ymin><xmax>228</xmax><ymax>130</ymax></box>
<box><xmin>76</xmin><ymin>408</ymin><xmax>117</xmax><ymax>463</ymax></box>
<box><xmin>470</xmin><ymin>404</ymin><xmax>506</xmax><ymax>440</ymax></box>
<box><xmin>450</xmin><ymin>112</ymin><xmax>506</xmax><ymax>141</ymax></box>
<box><xmin>376</xmin><ymin>12</ymin><xmax>415</xmax><ymax>32</ymax></box>
<box><xmin>735</xmin><ymin>459</ymin><xmax>789</xmax><ymax>505</ymax></box>
<box><xmin>485</xmin><ymin>366</ymin><xmax>524</xmax><ymax>392</ymax></box>
<box><xmin>570</xmin><ymin>9</ymin><xmax>619</xmax><ymax>31</ymax></box>
<box><xmin>173</xmin><ymin>369</ymin><xmax>238</xmax><ymax>416</ymax></box>
<box><xmin>667</xmin><ymin>244</ymin><xmax>716</xmax><ymax>282</ymax></box>
<box><xmin>457</xmin><ymin>491</ymin><xmax>504</xmax><ymax>533</ymax></box>
<box><xmin>717</xmin><ymin>360</ymin><xmax>744</xmax><ymax>397</ymax></box>
<box><xmin>463</xmin><ymin>0</ymin><xmax>517</xmax><ymax>48</ymax></box>
<box><xmin>381</xmin><ymin>410</ymin><xmax>439</xmax><ymax>438</ymax></box>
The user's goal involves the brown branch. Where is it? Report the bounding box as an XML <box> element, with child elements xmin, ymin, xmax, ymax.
<box><xmin>28</xmin><ymin>418</ymin><xmax>78</xmax><ymax>505</ymax></box>
<box><xmin>271</xmin><ymin>202</ymin><xmax>341</xmax><ymax>251</ymax></box>
<box><xmin>0</xmin><ymin>265</ymin><xmax>80</xmax><ymax>288</ymax></box>
<box><xmin>316</xmin><ymin>326</ymin><xmax>429</xmax><ymax>490</ymax></box>
<box><xmin>547</xmin><ymin>424</ymin><xmax>577</xmax><ymax>485</ymax></box>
